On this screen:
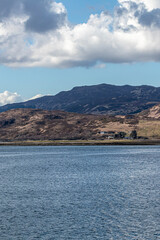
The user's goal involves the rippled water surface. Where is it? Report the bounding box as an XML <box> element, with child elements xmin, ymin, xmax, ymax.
<box><xmin>0</xmin><ymin>146</ymin><xmax>160</xmax><ymax>239</ymax></box>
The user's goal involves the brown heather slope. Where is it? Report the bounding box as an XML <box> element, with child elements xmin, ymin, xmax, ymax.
<box><xmin>138</xmin><ymin>103</ymin><xmax>160</xmax><ymax>119</ymax></box>
<box><xmin>136</xmin><ymin>104</ymin><xmax>160</xmax><ymax>138</ymax></box>
<box><xmin>0</xmin><ymin>108</ymin><xmax>138</xmax><ymax>141</ymax></box>
<box><xmin>1</xmin><ymin>107</ymin><xmax>160</xmax><ymax>141</ymax></box>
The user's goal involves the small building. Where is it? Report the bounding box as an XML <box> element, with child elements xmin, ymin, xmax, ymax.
<box><xmin>99</xmin><ymin>131</ymin><xmax>108</xmax><ymax>135</ymax></box>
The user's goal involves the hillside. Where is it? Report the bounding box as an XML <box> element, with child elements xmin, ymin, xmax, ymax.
<box><xmin>138</xmin><ymin>104</ymin><xmax>160</xmax><ymax>119</ymax></box>
<box><xmin>1</xmin><ymin>84</ymin><xmax>160</xmax><ymax>115</ymax></box>
<box><xmin>0</xmin><ymin>109</ymin><xmax>107</xmax><ymax>141</ymax></box>
<box><xmin>0</xmin><ymin>109</ymin><xmax>134</xmax><ymax>141</ymax></box>
<box><xmin>1</xmin><ymin>108</ymin><xmax>160</xmax><ymax>141</ymax></box>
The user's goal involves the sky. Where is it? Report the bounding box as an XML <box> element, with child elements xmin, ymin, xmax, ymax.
<box><xmin>0</xmin><ymin>0</ymin><xmax>160</xmax><ymax>105</ymax></box>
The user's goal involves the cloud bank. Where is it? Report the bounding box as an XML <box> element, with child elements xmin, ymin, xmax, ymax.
<box><xmin>0</xmin><ymin>91</ymin><xmax>45</xmax><ymax>106</ymax></box>
<box><xmin>0</xmin><ymin>91</ymin><xmax>22</xmax><ymax>106</ymax></box>
<box><xmin>0</xmin><ymin>0</ymin><xmax>160</xmax><ymax>67</ymax></box>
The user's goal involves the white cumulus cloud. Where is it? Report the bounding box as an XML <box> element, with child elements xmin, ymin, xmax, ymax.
<box><xmin>0</xmin><ymin>91</ymin><xmax>22</xmax><ymax>106</ymax></box>
<box><xmin>0</xmin><ymin>0</ymin><xmax>160</xmax><ymax>67</ymax></box>
<box><xmin>118</xmin><ymin>0</ymin><xmax>160</xmax><ymax>10</ymax></box>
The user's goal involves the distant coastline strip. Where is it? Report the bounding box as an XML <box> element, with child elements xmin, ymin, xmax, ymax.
<box><xmin>1</xmin><ymin>140</ymin><xmax>160</xmax><ymax>146</ymax></box>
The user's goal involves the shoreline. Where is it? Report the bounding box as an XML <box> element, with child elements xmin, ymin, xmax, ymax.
<box><xmin>1</xmin><ymin>139</ymin><xmax>160</xmax><ymax>146</ymax></box>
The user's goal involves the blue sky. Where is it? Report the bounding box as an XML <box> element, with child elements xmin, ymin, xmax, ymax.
<box><xmin>0</xmin><ymin>0</ymin><xmax>160</xmax><ymax>104</ymax></box>
<box><xmin>57</xmin><ymin>0</ymin><xmax>118</xmax><ymax>23</ymax></box>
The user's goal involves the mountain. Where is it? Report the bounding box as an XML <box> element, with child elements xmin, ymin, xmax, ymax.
<box><xmin>1</xmin><ymin>84</ymin><xmax>160</xmax><ymax>115</ymax></box>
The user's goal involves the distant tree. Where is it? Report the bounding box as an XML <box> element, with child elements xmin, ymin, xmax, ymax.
<box><xmin>114</xmin><ymin>132</ymin><xmax>126</xmax><ymax>139</ymax></box>
<box><xmin>130</xmin><ymin>130</ymin><xmax>137</xmax><ymax>139</ymax></box>
<box><xmin>119</xmin><ymin>132</ymin><xmax>126</xmax><ymax>139</ymax></box>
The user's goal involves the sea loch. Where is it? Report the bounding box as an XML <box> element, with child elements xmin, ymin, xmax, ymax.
<box><xmin>0</xmin><ymin>146</ymin><xmax>159</xmax><ymax>239</ymax></box>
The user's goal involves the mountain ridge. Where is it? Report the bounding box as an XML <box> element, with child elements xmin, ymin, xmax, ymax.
<box><xmin>1</xmin><ymin>83</ymin><xmax>160</xmax><ymax>115</ymax></box>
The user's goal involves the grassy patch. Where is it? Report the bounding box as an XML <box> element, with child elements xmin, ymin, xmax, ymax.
<box><xmin>137</xmin><ymin>120</ymin><xmax>160</xmax><ymax>138</ymax></box>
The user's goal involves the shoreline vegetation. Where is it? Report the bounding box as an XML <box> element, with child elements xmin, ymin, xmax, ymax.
<box><xmin>1</xmin><ymin>139</ymin><xmax>160</xmax><ymax>146</ymax></box>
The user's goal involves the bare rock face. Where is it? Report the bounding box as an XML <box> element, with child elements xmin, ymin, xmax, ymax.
<box><xmin>1</xmin><ymin>84</ymin><xmax>160</xmax><ymax>115</ymax></box>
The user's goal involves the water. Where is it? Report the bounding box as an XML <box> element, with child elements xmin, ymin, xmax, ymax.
<box><xmin>0</xmin><ymin>146</ymin><xmax>159</xmax><ymax>240</ymax></box>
